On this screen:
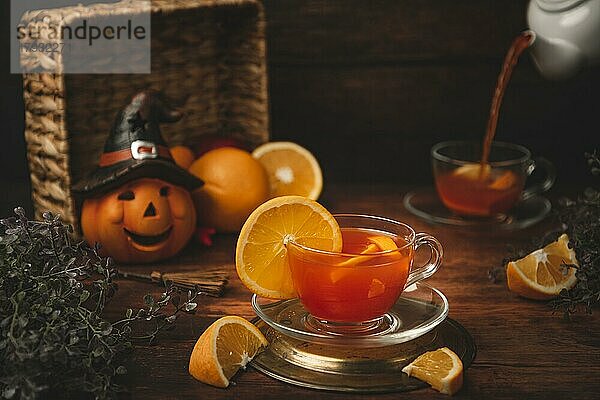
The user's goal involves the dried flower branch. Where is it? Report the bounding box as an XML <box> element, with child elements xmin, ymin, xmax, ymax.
<box><xmin>0</xmin><ymin>209</ymin><xmax>202</xmax><ymax>399</ymax></box>
<box><xmin>551</xmin><ymin>151</ymin><xmax>600</xmax><ymax>316</ymax></box>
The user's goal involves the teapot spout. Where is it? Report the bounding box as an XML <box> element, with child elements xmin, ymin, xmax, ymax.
<box><xmin>526</xmin><ymin>29</ymin><xmax>585</xmax><ymax>80</ymax></box>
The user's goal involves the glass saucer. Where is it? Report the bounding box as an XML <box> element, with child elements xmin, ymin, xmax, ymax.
<box><xmin>403</xmin><ymin>187</ymin><xmax>551</xmax><ymax>230</ymax></box>
<box><xmin>251</xmin><ymin>282</ymin><xmax>448</xmax><ymax>348</ymax></box>
<box><xmin>251</xmin><ymin>317</ymin><xmax>476</xmax><ymax>393</ymax></box>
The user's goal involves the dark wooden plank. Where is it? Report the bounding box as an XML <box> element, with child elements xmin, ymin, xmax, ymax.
<box><xmin>102</xmin><ymin>184</ymin><xmax>600</xmax><ymax>399</ymax></box>
<box><xmin>264</xmin><ymin>0</ymin><xmax>529</xmax><ymax>64</ymax></box>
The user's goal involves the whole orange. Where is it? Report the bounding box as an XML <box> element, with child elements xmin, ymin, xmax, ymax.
<box><xmin>188</xmin><ymin>147</ymin><xmax>269</xmax><ymax>232</ymax></box>
<box><xmin>170</xmin><ymin>145</ymin><xmax>196</xmax><ymax>169</ymax></box>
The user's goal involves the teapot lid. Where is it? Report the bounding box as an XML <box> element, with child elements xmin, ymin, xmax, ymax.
<box><xmin>535</xmin><ymin>0</ymin><xmax>587</xmax><ymax>12</ymax></box>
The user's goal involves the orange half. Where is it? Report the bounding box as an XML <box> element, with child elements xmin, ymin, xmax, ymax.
<box><xmin>252</xmin><ymin>142</ymin><xmax>323</xmax><ymax>200</ymax></box>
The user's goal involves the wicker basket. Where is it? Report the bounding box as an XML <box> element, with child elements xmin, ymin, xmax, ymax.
<box><xmin>21</xmin><ymin>0</ymin><xmax>269</xmax><ymax>230</ymax></box>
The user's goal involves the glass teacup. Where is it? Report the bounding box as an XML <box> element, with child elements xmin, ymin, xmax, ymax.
<box><xmin>286</xmin><ymin>214</ymin><xmax>443</xmax><ymax>332</ymax></box>
<box><xmin>432</xmin><ymin>141</ymin><xmax>555</xmax><ymax>217</ymax></box>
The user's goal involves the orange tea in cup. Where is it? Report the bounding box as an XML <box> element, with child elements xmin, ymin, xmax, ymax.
<box><xmin>287</xmin><ymin>214</ymin><xmax>442</xmax><ymax>324</ymax></box>
<box><xmin>435</xmin><ymin>165</ymin><xmax>525</xmax><ymax>216</ymax></box>
<box><xmin>432</xmin><ymin>141</ymin><xmax>555</xmax><ymax>217</ymax></box>
<box><xmin>289</xmin><ymin>228</ymin><xmax>410</xmax><ymax>322</ymax></box>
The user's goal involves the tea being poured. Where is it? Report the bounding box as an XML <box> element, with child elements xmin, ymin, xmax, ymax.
<box><xmin>481</xmin><ymin>31</ymin><xmax>534</xmax><ymax>168</ymax></box>
<box><xmin>435</xmin><ymin>32</ymin><xmax>534</xmax><ymax>217</ymax></box>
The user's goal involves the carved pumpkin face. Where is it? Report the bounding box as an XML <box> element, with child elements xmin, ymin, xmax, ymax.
<box><xmin>80</xmin><ymin>178</ymin><xmax>196</xmax><ymax>263</ymax></box>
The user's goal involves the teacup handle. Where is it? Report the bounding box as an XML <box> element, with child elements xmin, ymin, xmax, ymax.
<box><xmin>405</xmin><ymin>233</ymin><xmax>443</xmax><ymax>288</ymax></box>
<box><xmin>522</xmin><ymin>157</ymin><xmax>556</xmax><ymax>201</ymax></box>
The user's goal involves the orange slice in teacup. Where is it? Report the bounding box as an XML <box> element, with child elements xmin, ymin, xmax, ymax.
<box><xmin>331</xmin><ymin>235</ymin><xmax>399</xmax><ymax>283</ymax></box>
<box><xmin>369</xmin><ymin>236</ymin><xmax>399</xmax><ymax>252</ymax></box>
<box><xmin>337</xmin><ymin>235</ymin><xmax>398</xmax><ymax>267</ymax></box>
<box><xmin>453</xmin><ymin>163</ymin><xmax>491</xmax><ymax>180</ymax></box>
<box><xmin>488</xmin><ymin>170</ymin><xmax>517</xmax><ymax>190</ymax></box>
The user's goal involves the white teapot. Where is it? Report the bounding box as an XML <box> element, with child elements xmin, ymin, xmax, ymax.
<box><xmin>527</xmin><ymin>0</ymin><xmax>600</xmax><ymax>79</ymax></box>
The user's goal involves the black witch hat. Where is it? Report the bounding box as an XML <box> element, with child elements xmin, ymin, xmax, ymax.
<box><xmin>72</xmin><ymin>90</ymin><xmax>203</xmax><ymax>197</ymax></box>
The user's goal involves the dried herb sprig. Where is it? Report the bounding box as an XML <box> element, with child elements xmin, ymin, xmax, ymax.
<box><xmin>0</xmin><ymin>208</ymin><xmax>201</xmax><ymax>399</ymax></box>
<box><xmin>492</xmin><ymin>151</ymin><xmax>599</xmax><ymax>316</ymax></box>
<box><xmin>551</xmin><ymin>151</ymin><xmax>600</xmax><ymax>316</ymax></box>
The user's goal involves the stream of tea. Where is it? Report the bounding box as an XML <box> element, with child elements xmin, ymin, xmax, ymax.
<box><xmin>480</xmin><ymin>31</ymin><xmax>534</xmax><ymax>168</ymax></box>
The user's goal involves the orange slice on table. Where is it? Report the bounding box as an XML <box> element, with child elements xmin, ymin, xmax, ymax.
<box><xmin>402</xmin><ymin>347</ymin><xmax>464</xmax><ymax>395</ymax></box>
<box><xmin>252</xmin><ymin>141</ymin><xmax>323</xmax><ymax>200</ymax></box>
<box><xmin>236</xmin><ymin>195</ymin><xmax>342</xmax><ymax>299</ymax></box>
<box><xmin>189</xmin><ymin>316</ymin><xmax>268</xmax><ymax>388</ymax></box>
<box><xmin>506</xmin><ymin>233</ymin><xmax>578</xmax><ymax>300</ymax></box>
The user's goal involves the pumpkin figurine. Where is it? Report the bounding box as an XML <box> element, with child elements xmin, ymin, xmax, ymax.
<box><xmin>73</xmin><ymin>90</ymin><xmax>203</xmax><ymax>263</ymax></box>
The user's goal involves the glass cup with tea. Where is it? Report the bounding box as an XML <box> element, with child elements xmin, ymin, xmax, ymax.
<box><xmin>431</xmin><ymin>141</ymin><xmax>555</xmax><ymax>218</ymax></box>
<box><xmin>286</xmin><ymin>214</ymin><xmax>443</xmax><ymax>334</ymax></box>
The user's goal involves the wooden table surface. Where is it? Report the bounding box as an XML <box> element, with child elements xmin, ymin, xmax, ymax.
<box><xmin>108</xmin><ymin>184</ymin><xmax>600</xmax><ymax>400</ymax></box>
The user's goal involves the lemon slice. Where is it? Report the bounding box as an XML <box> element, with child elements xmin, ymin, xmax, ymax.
<box><xmin>402</xmin><ymin>347</ymin><xmax>464</xmax><ymax>395</ymax></box>
<box><xmin>252</xmin><ymin>141</ymin><xmax>323</xmax><ymax>200</ymax></box>
<box><xmin>506</xmin><ymin>233</ymin><xmax>577</xmax><ymax>300</ymax></box>
<box><xmin>189</xmin><ymin>316</ymin><xmax>268</xmax><ymax>388</ymax></box>
<box><xmin>236</xmin><ymin>195</ymin><xmax>342</xmax><ymax>299</ymax></box>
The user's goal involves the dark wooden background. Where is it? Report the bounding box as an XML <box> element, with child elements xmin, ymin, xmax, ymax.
<box><xmin>1</xmin><ymin>0</ymin><xmax>599</xmax><ymax>214</ymax></box>
<box><xmin>263</xmin><ymin>0</ymin><xmax>598</xmax><ymax>185</ymax></box>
